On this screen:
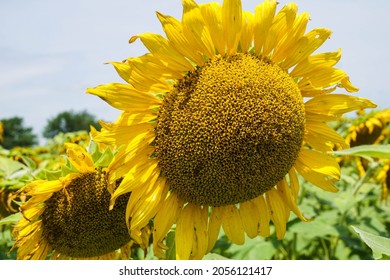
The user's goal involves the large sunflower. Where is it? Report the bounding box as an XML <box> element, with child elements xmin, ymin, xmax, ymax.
<box><xmin>87</xmin><ymin>0</ymin><xmax>376</xmax><ymax>259</ymax></box>
<box><xmin>12</xmin><ymin>143</ymin><xmax>149</xmax><ymax>260</ymax></box>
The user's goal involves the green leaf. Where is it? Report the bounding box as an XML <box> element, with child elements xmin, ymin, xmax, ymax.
<box><xmin>203</xmin><ymin>253</ymin><xmax>230</xmax><ymax>260</ymax></box>
<box><xmin>0</xmin><ymin>212</ymin><xmax>22</xmax><ymax>226</ymax></box>
<box><xmin>351</xmin><ymin>226</ymin><xmax>390</xmax><ymax>259</ymax></box>
<box><xmin>0</xmin><ymin>157</ymin><xmax>26</xmax><ymax>178</ymax></box>
<box><xmin>331</xmin><ymin>144</ymin><xmax>390</xmax><ymax>159</ymax></box>
<box><xmin>165</xmin><ymin>230</ymin><xmax>176</xmax><ymax>260</ymax></box>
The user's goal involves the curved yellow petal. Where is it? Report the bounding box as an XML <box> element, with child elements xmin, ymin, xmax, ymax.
<box><xmin>222</xmin><ymin>0</ymin><xmax>242</xmax><ymax>54</ymax></box>
<box><xmin>207</xmin><ymin>207</ymin><xmax>222</xmax><ymax>252</ymax></box>
<box><xmin>305</xmin><ymin>120</ymin><xmax>349</xmax><ymax>152</ymax></box>
<box><xmin>239</xmin><ymin>199</ymin><xmax>261</xmax><ymax>238</ymax></box>
<box><xmin>65</xmin><ymin>143</ymin><xmax>94</xmax><ymax>173</ymax></box>
<box><xmin>86</xmin><ymin>83</ymin><xmax>161</xmax><ymax>111</ymax></box>
<box><xmin>129</xmin><ymin>33</ymin><xmax>194</xmax><ymax>72</ymax></box>
<box><xmin>305</xmin><ymin>94</ymin><xmax>377</xmax><ymax>120</ymax></box>
<box><xmin>253</xmin><ymin>195</ymin><xmax>270</xmax><ymax>237</ymax></box>
<box><xmin>277</xmin><ymin>177</ymin><xmax>309</xmax><ymax>222</ymax></box>
<box><xmin>176</xmin><ymin>203</ymin><xmax>195</xmax><ymax>260</ymax></box>
<box><xmin>219</xmin><ymin>204</ymin><xmax>245</xmax><ymax>245</ymax></box>
<box><xmin>254</xmin><ymin>0</ymin><xmax>277</xmax><ymax>55</ymax></box>
<box><xmin>157</xmin><ymin>12</ymin><xmax>204</xmax><ymax>66</ymax></box>
<box><xmin>190</xmin><ymin>205</ymin><xmax>208</xmax><ymax>259</ymax></box>
<box><xmin>298</xmin><ymin>68</ymin><xmax>350</xmax><ymax>92</ymax></box>
<box><xmin>294</xmin><ymin>148</ymin><xmax>340</xmax><ymax>192</ymax></box>
<box><xmin>109</xmin><ymin>55</ymin><xmax>171</xmax><ymax>92</ymax></box>
<box><xmin>110</xmin><ymin>159</ymin><xmax>159</xmax><ymax>208</ymax></box>
<box><xmin>266</xmin><ymin>188</ymin><xmax>288</xmax><ymax>240</ymax></box>
<box><xmin>272</xmin><ymin>11</ymin><xmax>309</xmax><ymax>63</ymax></box>
<box><xmin>291</xmin><ymin>49</ymin><xmax>342</xmax><ymax>77</ymax></box>
<box><xmin>281</xmin><ymin>28</ymin><xmax>332</xmax><ymax>69</ymax></box>
<box><xmin>153</xmin><ymin>192</ymin><xmax>183</xmax><ymax>258</ymax></box>
<box><xmin>182</xmin><ymin>0</ymin><xmax>215</xmax><ymax>58</ymax></box>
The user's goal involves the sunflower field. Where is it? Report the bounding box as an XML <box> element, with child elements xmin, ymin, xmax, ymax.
<box><xmin>1</xmin><ymin>109</ymin><xmax>389</xmax><ymax>260</ymax></box>
<box><xmin>1</xmin><ymin>0</ymin><xmax>390</xmax><ymax>261</ymax></box>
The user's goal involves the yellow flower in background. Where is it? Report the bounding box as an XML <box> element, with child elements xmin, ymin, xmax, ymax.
<box><xmin>87</xmin><ymin>0</ymin><xmax>376</xmax><ymax>259</ymax></box>
<box><xmin>0</xmin><ymin>121</ymin><xmax>4</xmax><ymax>143</ymax></box>
<box><xmin>11</xmin><ymin>143</ymin><xmax>148</xmax><ymax>260</ymax></box>
<box><xmin>345</xmin><ymin>109</ymin><xmax>390</xmax><ymax>201</ymax></box>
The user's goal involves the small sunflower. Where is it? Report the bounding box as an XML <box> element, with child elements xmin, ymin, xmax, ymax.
<box><xmin>345</xmin><ymin>109</ymin><xmax>390</xmax><ymax>201</ymax></box>
<box><xmin>87</xmin><ymin>0</ymin><xmax>376</xmax><ymax>259</ymax></box>
<box><xmin>12</xmin><ymin>143</ymin><xmax>148</xmax><ymax>260</ymax></box>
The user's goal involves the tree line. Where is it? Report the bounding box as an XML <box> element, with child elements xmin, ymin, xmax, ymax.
<box><xmin>0</xmin><ymin>110</ymin><xmax>101</xmax><ymax>149</ymax></box>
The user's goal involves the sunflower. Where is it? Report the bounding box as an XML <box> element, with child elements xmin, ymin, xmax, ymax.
<box><xmin>345</xmin><ymin>109</ymin><xmax>390</xmax><ymax>200</ymax></box>
<box><xmin>12</xmin><ymin>143</ymin><xmax>149</xmax><ymax>260</ymax></box>
<box><xmin>87</xmin><ymin>0</ymin><xmax>376</xmax><ymax>259</ymax></box>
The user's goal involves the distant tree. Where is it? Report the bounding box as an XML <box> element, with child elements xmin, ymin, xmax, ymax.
<box><xmin>43</xmin><ymin>110</ymin><xmax>101</xmax><ymax>139</ymax></box>
<box><xmin>0</xmin><ymin>117</ymin><xmax>38</xmax><ymax>149</ymax></box>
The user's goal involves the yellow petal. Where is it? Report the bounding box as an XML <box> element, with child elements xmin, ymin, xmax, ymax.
<box><xmin>65</xmin><ymin>143</ymin><xmax>94</xmax><ymax>173</ymax></box>
<box><xmin>182</xmin><ymin>0</ymin><xmax>215</xmax><ymax>58</ymax></box>
<box><xmin>298</xmin><ymin>68</ymin><xmax>350</xmax><ymax>92</ymax></box>
<box><xmin>129</xmin><ymin>33</ymin><xmax>193</xmax><ymax>72</ymax></box>
<box><xmin>176</xmin><ymin>203</ymin><xmax>195</xmax><ymax>260</ymax></box>
<box><xmin>340</xmin><ymin>76</ymin><xmax>359</xmax><ymax>92</ymax></box>
<box><xmin>109</xmin><ymin>55</ymin><xmax>171</xmax><ymax>92</ymax></box>
<box><xmin>86</xmin><ymin>83</ymin><xmax>161</xmax><ymax>111</ymax></box>
<box><xmin>128</xmin><ymin>177</ymin><xmax>169</xmax><ymax>230</ymax></box>
<box><xmin>207</xmin><ymin>207</ymin><xmax>222</xmax><ymax>252</ymax></box>
<box><xmin>222</xmin><ymin>0</ymin><xmax>242</xmax><ymax>54</ymax></box>
<box><xmin>271</xmin><ymin>11</ymin><xmax>309</xmax><ymax>63</ymax></box>
<box><xmin>239</xmin><ymin>199</ymin><xmax>261</xmax><ymax>238</ymax></box>
<box><xmin>190</xmin><ymin>205</ymin><xmax>209</xmax><ymax>260</ymax></box>
<box><xmin>266</xmin><ymin>188</ymin><xmax>288</xmax><ymax>240</ymax></box>
<box><xmin>254</xmin><ymin>0</ymin><xmax>277</xmax><ymax>55</ymax></box>
<box><xmin>239</xmin><ymin>11</ymin><xmax>254</xmax><ymax>52</ymax></box>
<box><xmin>153</xmin><ymin>192</ymin><xmax>184</xmax><ymax>258</ymax></box>
<box><xmin>220</xmin><ymin>204</ymin><xmax>245</xmax><ymax>245</ymax></box>
<box><xmin>281</xmin><ymin>28</ymin><xmax>332</xmax><ymax>69</ymax></box>
<box><xmin>199</xmin><ymin>2</ymin><xmax>224</xmax><ymax>55</ymax></box>
<box><xmin>294</xmin><ymin>148</ymin><xmax>340</xmax><ymax>192</ymax></box>
<box><xmin>263</xmin><ymin>3</ymin><xmax>297</xmax><ymax>57</ymax></box>
<box><xmin>157</xmin><ymin>12</ymin><xmax>204</xmax><ymax>66</ymax></box>
<box><xmin>110</xmin><ymin>159</ymin><xmax>159</xmax><ymax>208</ymax></box>
<box><xmin>253</xmin><ymin>195</ymin><xmax>271</xmax><ymax>237</ymax></box>
<box><xmin>305</xmin><ymin>120</ymin><xmax>349</xmax><ymax>152</ymax></box>
<box><xmin>291</xmin><ymin>49</ymin><xmax>342</xmax><ymax>77</ymax></box>
<box><xmin>277</xmin><ymin>177</ymin><xmax>309</xmax><ymax>222</ymax></box>
<box><xmin>305</xmin><ymin>94</ymin><xmax>377</xmax><ymax>120</ymax></box>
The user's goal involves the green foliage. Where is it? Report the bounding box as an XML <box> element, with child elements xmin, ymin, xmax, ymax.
<box><xmin>43</xmin><ymin>110</ymin><xmax>101</xmax><ymax>139</ymax></box>
<box><xmin>0</xmin><ymin>117</ymin><xmax>38</xmax><ymax>149</ymax></box>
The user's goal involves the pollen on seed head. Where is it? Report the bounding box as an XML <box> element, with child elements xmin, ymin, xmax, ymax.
<box><xmin>155</xmin><ymin>53</ymin><xmax>305</xmax><ymax>207</ymax></box>
<box><xmin>41</xmin><ymin>169</ymin><xmax>130</xmax><ymax>258</ymax></box>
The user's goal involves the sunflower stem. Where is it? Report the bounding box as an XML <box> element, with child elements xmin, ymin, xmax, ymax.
<box><xmin>351</xmin><ymin>161</ymin><xmax>381</xmax><ymax>196</ymax></box>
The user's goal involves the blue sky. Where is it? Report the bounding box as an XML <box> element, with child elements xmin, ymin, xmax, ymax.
<box><xmin>1</xmin><ymin>0</ymin><xmax>389</xmax><ymax>143</ymax></box>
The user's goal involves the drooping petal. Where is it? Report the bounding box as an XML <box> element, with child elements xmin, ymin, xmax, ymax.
<box><xmin>266</xmin><ymin>188</ymin><xmax>288</xmax><ymax>239</ymax></box>
<box><xmin>207</xmin><ymin>207</ymin><xmax>222</xmax><ymax>252</ymax></box>
<box><xmin>153</xmin><ymin>192</ymin><xmax>184</xmax><ymax>258</ymax></box>
<box><xmin>219</xmin><ymin>204</ymin><xmax>245</xmax><ymax>245</ymax></box>
<box><xmin>305</xmin><ymin>94</ymin><xmax>377</xmax><ymax>120</ymax></box>
<box><xmin>253</xmin><ymin>195</ymin><xmax>271</xmax><ymax>237</ymax></box>
<box><xmin>239</xmin><ymin>199</ymin><xmax>261</xmax><ymax>238</ymax></box>
<box><xmin>176</xmin><ymin>203</ymin><xmax>195</xmax><ymax>260</ymax></box>
<box><xmin>190</xmin><ymin>205</ymin><xmax>209</xmax><ymax>259</ymax></box>
<box><xmin>294</xmin><ymin>149</ymin><xmax>340</xmax><ymax>192</ymax></box>
<box><xmin>305</xmin><ymin>120</ymin><xmax>349</xmax><ymax>152</ymax></box>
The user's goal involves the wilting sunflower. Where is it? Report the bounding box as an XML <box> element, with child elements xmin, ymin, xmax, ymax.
<box><xmin>87</xmin><ymin>0</ymin><xmax>376</xmax><ymax>259</ymax></box>
<box><xmin>12</xmin><ymin>143</ymin><xmax>149</xmax><ymax>260</ymax></box>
